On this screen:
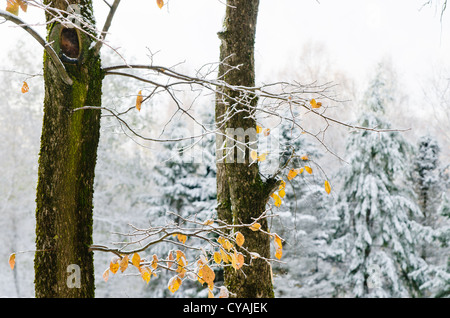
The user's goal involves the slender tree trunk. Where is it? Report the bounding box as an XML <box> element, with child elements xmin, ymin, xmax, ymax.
<box><xmin>216</xmin><ymin>0</ymin><xmax>275</xmax><ymax>298</ymax></box>
<box><xmin>35</xmin><ymin>0</ymin><xmax>102</xmax><ymax>297</ymax></box>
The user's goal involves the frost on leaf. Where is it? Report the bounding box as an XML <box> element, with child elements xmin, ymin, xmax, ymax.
<box><xmin>219</xmin><ymin>286</ymin><xmax>230</xmax><ymax>298</ymax></box>
<box><xmin>119</xmin><ymin>255</ymin><xmax>129</xmax><ymax>273</ymax></box>
<box><xmin>102</xmin><ymin>268</ymin><xmax>110</xmax><ymax>282</ymax></box>
<box><xmin>168</xmin><ymin>275</ymin><xmax>182</xmax><ymax>293</ymax></box>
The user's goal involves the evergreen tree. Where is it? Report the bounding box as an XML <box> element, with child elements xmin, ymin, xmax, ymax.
<box><xmin>332</xmin><ymin>66</ymin><xmax>427</xmax><ymax>297</ymax></box>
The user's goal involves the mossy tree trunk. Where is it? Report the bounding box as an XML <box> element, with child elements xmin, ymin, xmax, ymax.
<box><xmin>216</xmin><ymin>0</ymin><xmax>275</xmax><ymax>298</ymax></box>
<box><xmin>35</xmin><ymin>0</ymin><xmax>102</xmax><ymax>298</ymax></box>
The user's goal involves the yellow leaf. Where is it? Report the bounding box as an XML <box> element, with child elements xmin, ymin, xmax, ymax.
<box><xmin>8</xmin><ymin>253</ymin><xmax>15</xmax><ymax>270</ymax></box>
<box><xmin>275</xmin><ymin>247</ymin><xmax>283</xmax><ymax>260</ymax></box>
<box><xmin>156</xmin><ymin>0</ymin><xmax>164</xmax><ymax>9</ymax></box>
<box><xmin>140</xmin><ymin>267</ymin><xmax>151</xmax><ymax>284</ymax></box>
<box><xmin>249</xmin><ymin>222</ymin><xmax>261</xmax><ymax>231</ymax></box>
<box><xmin>279</xmin><ymin>180</ymin><xmax>286</xmax><ymax>190</ymax></box>
<box><xmin>278</xmin><ymin>188</ymin><xmax>286</xmax><ymax>198</ymax></box>
<box><xmin>109</xmin><ymin>258</ymin><xmax>119</xmax><ymax>274</ymax></box>
<box><xmin>256</xmin><ymin>125</ymin><xmax>263</xmax><ymax>133</ymax></box>
<box><xmin>168</xmin><ymin>275</ymin><xmax>182</xmax><ymax>293</ymax></box>
<box><xmin>6</xmin><ymin>0</ymin><xmax>19</xmax><ymax>16</ymax></box>
<box><xmin>102</xmin><ymin>268</ymin><xmax>110</xmax><ymax>282</ymax></box>
<box><xmin>200</xmin><ymin>264</ymin><xmax>215</xmax><ymax>287</ymax></box>
<box><xmin>304</xmin><ymin>165</ymin><xmax>313</xmax><ymax>174</ymax></box>
<box><xmin>222</xmin><ymin>239</ymin><xmax>233</xmax><ymax>251</ymax></box>
<box><xmin>136</xmin><ymin>90</ymin><xmax>143</xmax><ymax>111</ymax></box>
<box><xmin>203</xmin><ymin>219</ymin><xmax>214</xmax><ymax>226</ymax></box>
<box><xmin>119</xmin><ymin>255</ymin><xmax>129</xmax><ymax>273</ymax></box>
<box><xmin>176</xmin><ymin>250</ymin><xmax>187</xmax><ymax>278</ymax></box>
<box><xmin>287</xmin><ymin>169</ymin><xmax>298</xmax><ymax>180</ymax></box>
<box><xmin>177</xmin><ymin>233</ymin><xmax>187</xmax><ymax>244</ymax></box>
<box><xmin>257</xmin><ymin>152</ymin><xmax>268</xmax><ymax>162</ymax></box>
<box><xmin>213</xmin><ymin>251</ymin><xmax>222</xmax><ymax>264</ymax></box>
<box><xmin>263</xmin><ymin>128</ymin><xmax>270</xmax><ymax>137</ymax></box>
<box><xmin>325</xmin><ymin>180</ymin><xmax>331</xmax><ymax>194</ymax></box>
<box><xmin>235</xmin><ymin>232</ymin><xmax>245</xmax><ymax>247</ymax></box>
<box><xmin>231</xmin><ymin>250</ymin><xmax>244</xmax><ymax>271</ymax></box>
<box><xmin>131</xmin><ymin>253</ymin><xmax>141</xmax><ymax>268</ymax></box>
<box><xmin>250</xmin><ymin>150</ymin><xmax>258</xmax><ymax>161</ymax></box>
<box><xmin>220</xmin><ymin>248</ymin><xmax>229</xmax><ymax>264</ymax></box>
<box><xmin>301</xmin><ymin>155</ymin><xmax>309</xmax><ymax>161</ymax></box>
<box><xmin>21</xmin><ymin>81</ymin><xmax>29</xmax><ymax>93</ymax></box>
<box><xmin>271</xmin><ymin>192</ymin><xmax>282</xmax><ymax>207</ymax></box>
<box><xmin>310</xmin><ymin>98</ymin><xmax>322</xmax><ymax>109</ymax></box>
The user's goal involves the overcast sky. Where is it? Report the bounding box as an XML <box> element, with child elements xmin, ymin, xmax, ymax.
<box><xmin>1</xmin><ymin>0</ymin><xmax>450</xmax><ymax>104</ymax></box>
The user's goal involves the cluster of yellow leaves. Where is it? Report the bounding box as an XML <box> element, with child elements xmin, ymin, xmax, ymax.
<box><xmin>286</xmin><ymin>160</ymin><xmax>331</xmax><ymax>195</ymax></box>
<box><xmin>5</xmin><ymin>0</ymin><xmax>27</xmax><ymax>16</ymax></box>
<box><xmin>270</xmin><ymin>180</ymin><xmax>286</xmax><ymax>207</ymax></box>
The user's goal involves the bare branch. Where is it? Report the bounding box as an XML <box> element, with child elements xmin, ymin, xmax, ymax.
<box><xmin>93</xmin><ymin>0</ymin><xmax>121</xmax><ymax>56</ymax></box>
<box><xmin>0</xmin><ymin>9</ymin><xmax>73</xmax><ymax>85</ymax></box>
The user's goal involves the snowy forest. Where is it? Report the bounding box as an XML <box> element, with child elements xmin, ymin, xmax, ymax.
<box><xmin>0</xmin><ymin>0</ymin><xmax>449</xmax><ymax>298</ymax></box>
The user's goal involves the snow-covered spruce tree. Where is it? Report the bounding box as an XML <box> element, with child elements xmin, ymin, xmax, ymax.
<box><xmin>409</xmin><ymin>136</ymin><xmax>450</xmax><ymax>297</ymax></box>
<box><xmin>332</xmin><ymin>66</ymin><xmax>427</xmax><ymax>297</ymax></box>
<box><xmin>269</xmin><ymin>120</ymin><xmax>337</xmax><ymax>297</ymax></box>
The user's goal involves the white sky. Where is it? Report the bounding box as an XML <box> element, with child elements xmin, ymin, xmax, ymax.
<box><xmin>1</xmin><ymin>0</ymin><xmax>449</xmax><ymax>104</ymax></box>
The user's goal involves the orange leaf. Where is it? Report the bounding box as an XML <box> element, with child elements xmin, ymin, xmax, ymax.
<box><xmin>287</xmin><ymin>169</ymin><xmax>298</xmax><ymax>180</ymax></box>
<box><xmin>256</xmin><ymin>125</ymin><xmax>263</xmax><ymax>133</ymax></box>
<box><xmin>8</xmin><ymin>253</ymin><xmax>15</xmax><ymax>270</ymax></box>
<box><xmin>275</xmin><ymin>247</ymin><xmax>283</xmax><ymax>260</ymax></box>
<box><xmin>325</xmin><ymin>180</ymin><xmax>331</xmax><ymax>194</ymax></box>
<box><xmin>21</xmin><ymin>81</ymin><xmax>29</xmax><ymax>93</ymax></box>
<box><xmin>167</xmin><ymin>250</ymin><xmax>174</xmax><ymax>268</ymax></box>
<box><xmin>151</xmin><ymin>254</ymin><xmax>158</xmax><ymax>270</ymax></box>
<box><xmin>249</xmin><ymin>222</ymin><xmax>261</xmax><ymax>231</ymax></box>
<box><xmin>136</xmin><ymin>90</ymin><xmax>143</xmax><ymax>111</ymax></box>
<box><xmin>200</xmin><ymin>264</ymin><xmax>215</xmax><ymax>287</ymax></box>
<box><xmin>263</xmin><ymin>128</ymin><xmax>270</xmax><ymax>136</ymax></box>
<box><xmin>156</xmin><ymin>0</ymin><xmax>164</xmax><ymax>9</ymax></box>
<box><xmin>220</xmin><ymin>248</ymin><xmax>229</xmax><ymax>264</ymax></box>
<box><xmin>278</xmin><ymin>188</ymin><xmax>286</xmax><ymax>198</ymax></box>
<box><xmin>273</xmin><ymin>233</ymin><xmax>283</xmax><ymax>250</ymax></box>
<box><xmin>304</xmin><ymin>165</ymin><xmax>313</xmax><ymax>174</ymax></box>
<box><xmin>131</xmin><ymin>253</ymin><xmax>141</xmax><ymax>268</ymax></box>
<box><xmin>301</xmin><ymin>155</ymin><xmax>309</xmax><ymax>161</ymax></box>
<box><xmin>18</xmin><ymin>0</ymin><xmax>26</xmax><ymax>12</ymax></box>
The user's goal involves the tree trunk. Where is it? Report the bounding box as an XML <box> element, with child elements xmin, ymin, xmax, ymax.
<box><xmin>216</xmin><ymin>0</ymin><xmax>275</xmax><ymax>298</ymax></box>
<box><xmin>35</xmin><ymin>0</ymin><xmax>102</xmax><ymax>298</ymax></box>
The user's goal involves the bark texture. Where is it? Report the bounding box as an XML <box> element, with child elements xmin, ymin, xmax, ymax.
<box><xmin>216</xmin><ymin>0</ymin><xmax>275</xmax><ymax>298</ymax></box>
<box><xmin>35</xmin><ymin>0</ymin><xmax>102</xmax><ymax>298</ymax></box>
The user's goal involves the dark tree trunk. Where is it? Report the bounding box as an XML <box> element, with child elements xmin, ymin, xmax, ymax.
<box><xmin>35</xmin><ymin>0</ymin><xmax>102</xmax><ymax>298</ymax></box>
<box><xmin>216</xmin><ymin>0</ymin><xmax>275</xmax><ymax>298</ymax></box>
